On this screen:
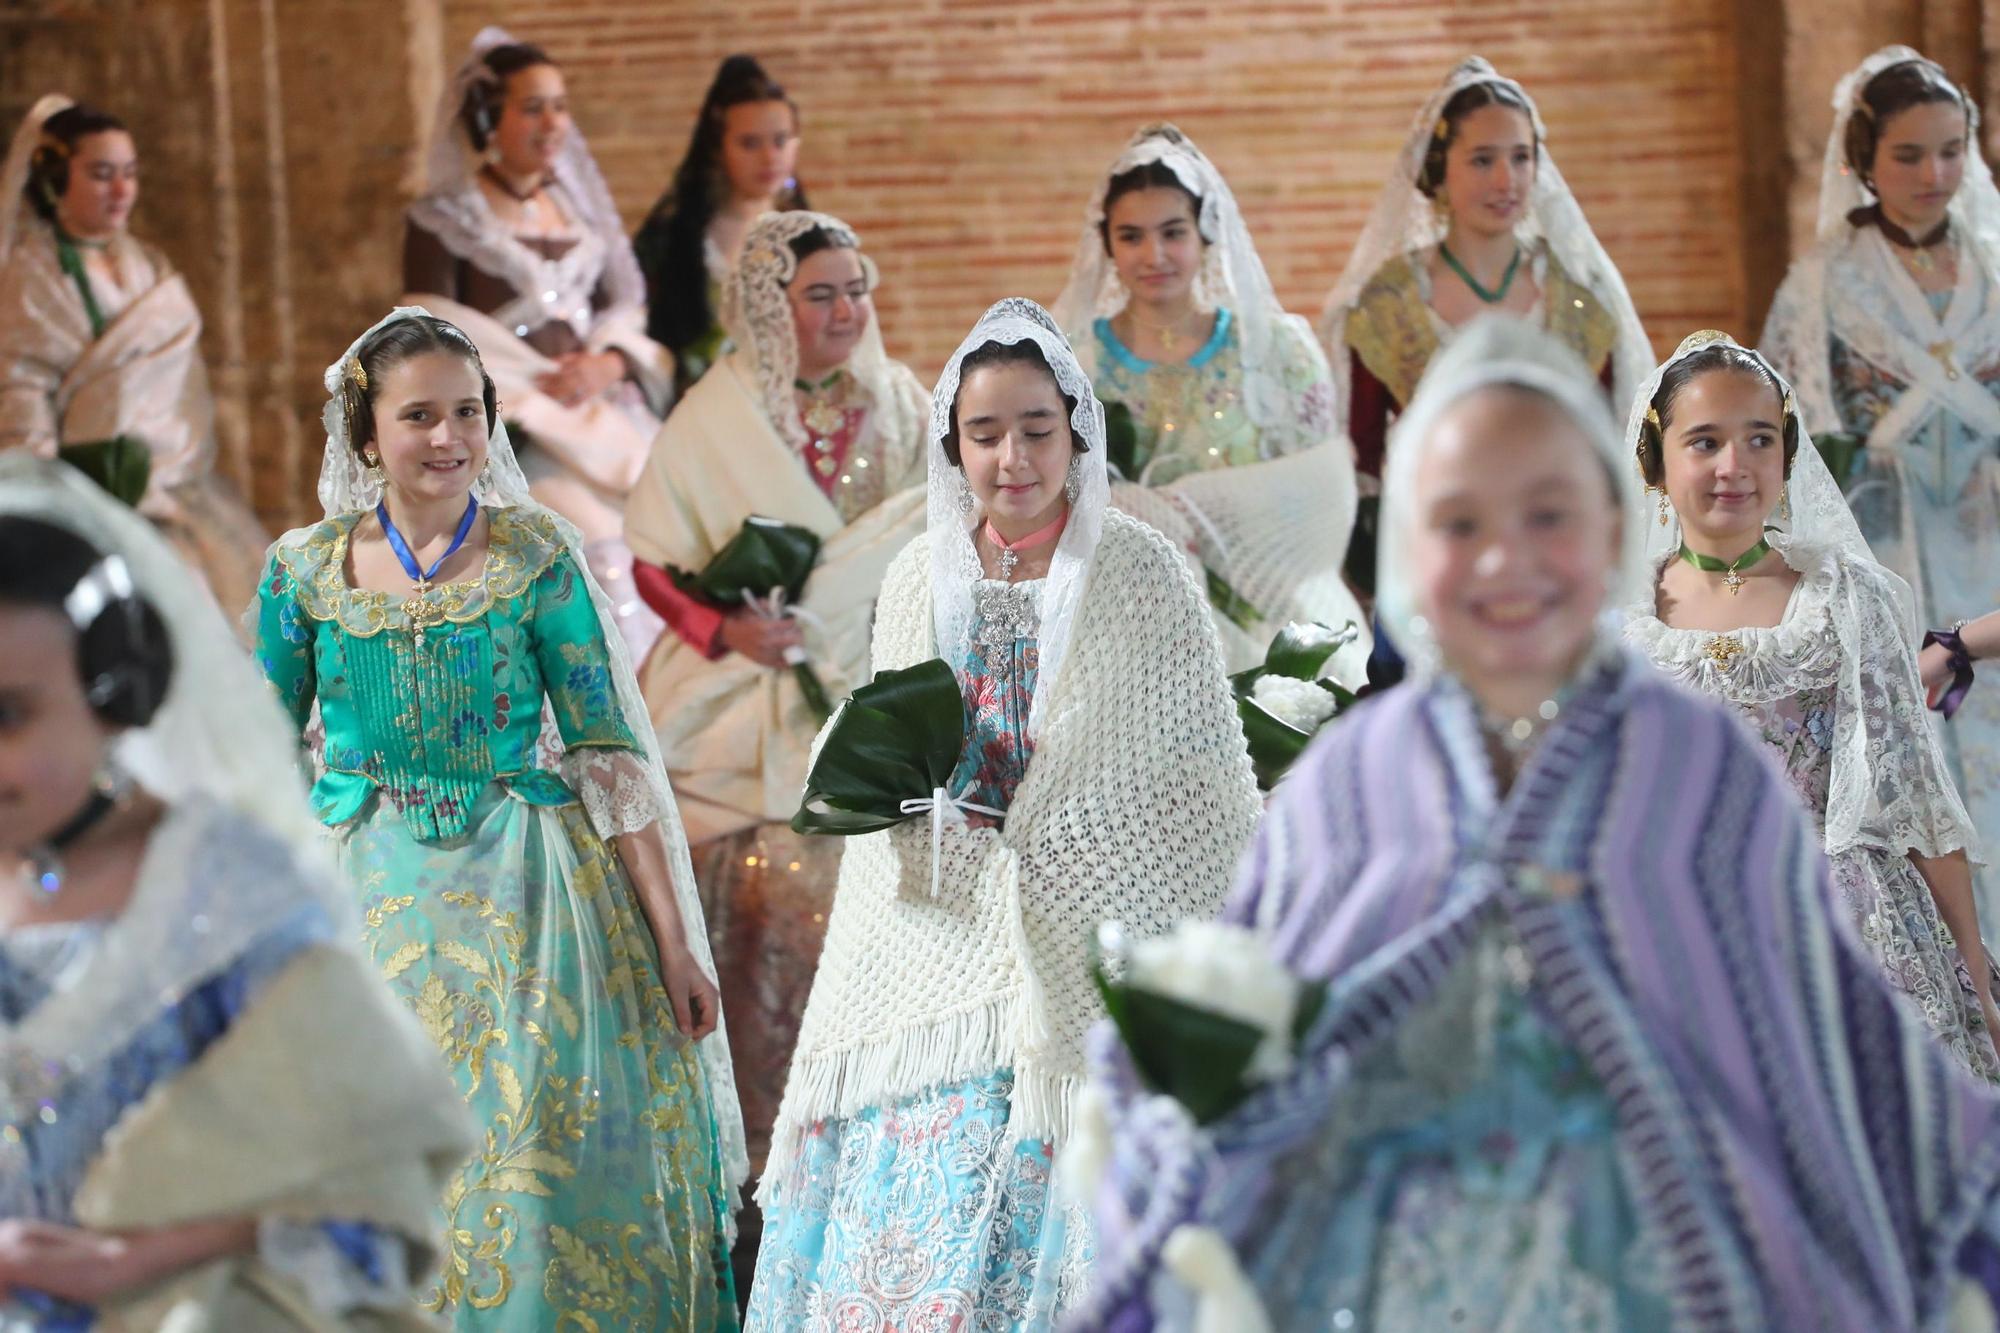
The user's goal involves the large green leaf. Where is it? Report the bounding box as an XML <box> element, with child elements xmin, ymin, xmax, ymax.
<box><xmin>58</xmin><ymin>436</ymin><xmax>151</xmax><ymax>509</ymax></box>
<box><xmin>792</xmin><ymin>659</ymin><xmax>969</xmax><ymax>835</ymax></box>
<box><xmin>1815</xmin><ymin>432</ymin><xmax>1865</xmax><ymax>490</ymax></box>
<box><xmin>1238</xmin><ymin>696</ymin><xmax>1313</xmax><ymax>790</ymax></box>
<box><xmin>670</xmin><ymin>515</ymin><xmax>822</xmax><ymax>605</ymax></box>
<box><xmin>1264</xmin><ymin>620</ymin><xmax>1358</xmax><ymax>680</ymax></box>
<box><xmin>1094</xmin><ymin>968</ymin><xmax>1265</xmax><ymax>1125</ymax></box>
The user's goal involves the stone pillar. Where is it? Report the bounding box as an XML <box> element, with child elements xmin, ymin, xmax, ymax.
<box><xmin>1</xmin><ymin>0</ymin><xmax>427</xmax><ymax>528</ymax></box>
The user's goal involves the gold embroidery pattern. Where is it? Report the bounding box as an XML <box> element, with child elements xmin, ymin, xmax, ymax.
<box><xmin>277</xmin><ymin>507</ymin><xmax>564</xmax><ymax>639</ymax></box>
<box><xmin>1344</xmin><ymin>255</ymin><xmax>1439</xmax><ymax>409</ymax></box>
<box><xmin>355</xmin><ymin>802</ymin><xmax>734</xmax><ymax>1328</ymax></box>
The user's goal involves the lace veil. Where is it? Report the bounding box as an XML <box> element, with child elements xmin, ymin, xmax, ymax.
<box><xmin>405</xmin><ymin>26</ymin><xmax>645</xmax><ymax>337</ymax></box>
<box><xmin>1376</xmin><ymin>314</ymin><xmax>1644</xmax><ymax>665</ymax></box>
<box><xmin>1621</xmin><ymin>330</ymin><xmax>1971</xmax><ymax>860</ymax></box>
<box><xmin>0</xmin><ymin>453</ymin><xmax>350</xmax><ymax>1123</ymax></box>
<box><xmin>928</xmin><ymin>299</ymin><xmax>1110</xmax><ymax>734</ymax></box>
<box><xmin>720</xmin><ymin>209</ymin><xmax>899</xmax><ymax>453</ymax></box>
<box><xmin>282</xmin><ymin>306</ymin><xmax>748</xmax><ymax>1194</ymax></box>
<box><xmin>1762</xmin><ymin>46</ymin><xmax>2000</xmax><ymax>443</ymax></box>
<box><xmin>0</xmin><ymin>94</ymin><xmax>73</xmax><ymax>266</ymax></box>
<box><xmin>1050</xmin><ymin>123</ymin><xmax>1332</xmax><ymax>453</ymax></box>
<box><xmin>1317</xmin><ymin>58</ymin><xmax>1653</xmax><ymax>417</ymax></box>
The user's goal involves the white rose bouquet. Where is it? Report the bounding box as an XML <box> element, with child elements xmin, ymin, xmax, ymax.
<box><xmin>1092</xmin><ymin>919</ymin><xmax>1325</xmax><ymax>1125</ymax></box>
<box><xmin>1233</xmin><ymin>621</ymin><xmax>1358</xmax><ymax>788</ymax></box>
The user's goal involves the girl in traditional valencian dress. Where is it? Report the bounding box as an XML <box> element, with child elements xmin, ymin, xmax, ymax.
<box><xmin>402</xmin><ymin>29</ymin><xmax>670</xmax><ymax>656</ymax></box>
<box><xmin>625</xmin><ymin>210</ymin><xmax>929</xmax><ymax>1179</ymax></box>
<box><xmin>1052</xmin><ymin>124</ymin><xmax>1367</xmax><ymax>680</ymax></box>
<box><xmin>0</xmin><ymin>98</ymin><xmax>265</xmax><ymax>613</ymax></box>
<box><xmin>747</xmin><ymin>300</ymin><xmax>1261</xmax><ymax>1330</ymax></box>
<box><xmin>1322</xmin><ymin>58</ymin><xmax>1651</xmax><ymax>485</ymax></box>
<box><xmin>1622</xmin><ymin>331</ymin><xmax>2000</xmax><ymax>1080</ymax></box>
<box><xmin>1077</xmin><ymin>317</ymin><xmax>2000</xmax><ymax>1332</ymax></box>
<box><xmin>1762</xmin><ymin>46</ymin><xmax>2000</xmax><ymax>925</ymax></box>
<box><xmin>1</xmin><ymin>454</ymin><xmax>470</xmax><ymax>1330</ymax></box>
<box><xmin>252</xmin><ymin>309</ymin><xmax>745</xmax><ymax>1330</ymax></box>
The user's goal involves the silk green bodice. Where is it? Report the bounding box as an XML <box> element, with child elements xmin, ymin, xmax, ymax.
<box><xmin>253</xmin><ymin>506</ymin><xmax>637</xmax><ymax>840</ymax></box>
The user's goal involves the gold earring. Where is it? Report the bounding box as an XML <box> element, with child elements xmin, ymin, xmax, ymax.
<box><xmin>1656</xmin><ymin>489</ymin><xmax>1671</xmax><ymax>526</ymax></box>
<box><xmin>364</xmin><ymin>451</ymin><xmax>385</xmax><ymax>486</ymax></box>
<box><xmin>1780</xmin><ymin>489</ymin><xmax>1791</xmax><ymax>523</ymax></box>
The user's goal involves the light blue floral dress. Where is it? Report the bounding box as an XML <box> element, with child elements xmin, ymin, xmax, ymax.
<box><xmin>747</xmin><ymin>579</ymin><xmax>1089</xmax><ymax>1331</ymax></box>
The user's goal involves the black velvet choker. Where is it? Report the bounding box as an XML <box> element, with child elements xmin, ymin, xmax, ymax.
<box><xmin>1848</xmin><ymin>202</ymin><xmax>1950</xmax><ymax>251</ymax></box>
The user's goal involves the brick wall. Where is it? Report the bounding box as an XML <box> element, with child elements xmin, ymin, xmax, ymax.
<box><xmin>452</xmin><ymin>0</ymin><xmax>1752</xmax><ymax>381</ymax></box>
<box><xmin>5</xmin><ymin>0</ymin><xmax>1989</xmax><ymax>523</ymax></box>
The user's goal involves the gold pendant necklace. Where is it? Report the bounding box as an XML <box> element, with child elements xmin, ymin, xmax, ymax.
<box><xmin>1128</xmin><ymin>309</ymin><xmax>1198</xmax><ymax>357</ymax></box>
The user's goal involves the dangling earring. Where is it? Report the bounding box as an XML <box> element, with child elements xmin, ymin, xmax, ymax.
<box><xmin>1064</xmin><ymin>455</ymin><xmax>1083</xmax><ymax>504</ymax></box>
<box><xmin>1780</xmin><ymin>487</ymin><xmax>1791</xmax><ymax>524</ymax></box>
<box><xmin>1655</xmin><ymin>488</ymin><xmax>1671</xmax><ymax>526</ymax></box>
<box><xmin>955</xmin><ymin>472</ymin><xmax>976</xmax><ymax>515</ymax></box>
<box><xmin>474</xmin><ymin>460</ymin><xmax>493</xmax><ymax>495</ymax></box>
<box><xmin>365</xmin><ymin>451</ymin><xmax>386</xmax><ymax>488</ymax></box>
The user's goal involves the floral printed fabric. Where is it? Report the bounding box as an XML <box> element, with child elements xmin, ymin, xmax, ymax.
<box><xmin>1747</xmin><ymin>682</ymin><xmax>2000</xmax><ymax>1080</ymax></box>
<box><xmin>1090</xmin><ymin>309</ymin><xmax>1333</xmax><ymax>485</ymax></box>
<box><xmin>745</xmin><ymin>1072</ymin><xmax>1088</xmax><ymax>1331</ymax></box>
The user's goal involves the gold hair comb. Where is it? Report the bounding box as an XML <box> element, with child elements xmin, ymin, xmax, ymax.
<box><xmin>347</xmin><ymin>357</ymin><xmax>368</xmax><ymax>391</ymax></box>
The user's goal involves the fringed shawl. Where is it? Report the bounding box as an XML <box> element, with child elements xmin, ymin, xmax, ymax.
<box><xmin>1078</xmin><ymin>651</ymin><xmax>2000</xmax><ymax>1332</ymax></box>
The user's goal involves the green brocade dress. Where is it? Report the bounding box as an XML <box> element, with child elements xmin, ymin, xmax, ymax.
<box><xmin>253</xmin><ymin>506</ymin><xmax>740</xmax><ymax>1331</ymax></box>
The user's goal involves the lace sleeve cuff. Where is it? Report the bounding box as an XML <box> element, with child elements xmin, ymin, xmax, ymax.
<box><xmin>563</xmin><ymin>745</ymin><xmax>673</xmax><ymax>840</ymax></box>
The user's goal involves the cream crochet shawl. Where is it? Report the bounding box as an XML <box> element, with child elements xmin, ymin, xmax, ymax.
<box><xmin>760</xmin><ymin>510</ymin><xmax>1261</xmax><ymax>1202</ymax></box>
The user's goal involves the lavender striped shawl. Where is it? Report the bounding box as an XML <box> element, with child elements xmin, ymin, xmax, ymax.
<box><xmin>1076</xmin><ymin>649</ymin><xmax>2000</xmax><ymax>1332</ymax></box>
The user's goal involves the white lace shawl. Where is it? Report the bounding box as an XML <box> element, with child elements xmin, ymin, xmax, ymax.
<box><xmin>1317</xmin><ymin>57</ymin><xmax>1654</xmax><ymax>423</ymax></box>
<box><xmin>1760</xmin><ymin>46</ymin><xmax>2000</xmax><ymax>451</ymax></box>
<box><xmin>1051</xmin><ymin>123</ymin><xmax>1335</xmax><ymax>455</ymax></box>
<box><xmin>759</xmin><ymin>508</ymin><xmax>1262</xmax><ymax>1205</ymax></box>
<box><xmin>717</xmin><ymin>208</ymin><xmax>906</xmax><ymax>455</ymax></box>
<box><xmin>1624</xmin><ymin>545</ymin><xmax>1977</xmax><ymax>862</ymax></box>
<box><xmin>404</xmin><ymin>28</ymin><xmax>651</xmax><ymax>358</ymax></box>
<box><xmin>282</xmin><ymin>307</ymin><xmax>747</xmax><ymax>1196</ymax></box>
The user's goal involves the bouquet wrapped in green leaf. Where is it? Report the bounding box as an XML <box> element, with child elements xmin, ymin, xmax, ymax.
<box><xmin>792</xmin><ymin>658</ymin><xmax>992</xmax><ymax>893</ymax></box>
<box><xmin>669</xmin><ymin>515</ymin><xmax>833</xmax><ymax>720</ymax></box>
<box><xmin>1815</xmin><ymin>431</ymin><xmax>1865</xmax><ymax>490</ymax></box>
<box><xmin>1232</xmin><ymin>621</ymin><xmax>1359</xmax><ymax>789</ymax></box>
<box><xmin>58</xmin><ymin>436</ymin><xmax>150</xmax><ymax>509</ymax></box>
<box><xmin>1092</xmin><ymin>919</ymin><xmax>1325</xmax><ymax>1125</ymax></box>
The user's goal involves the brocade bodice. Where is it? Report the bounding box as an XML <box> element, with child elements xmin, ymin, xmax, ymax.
<box><xmin>253</xmin><ymin>507</ymin><xmax>637</xmax><ymax>840</ymax></box>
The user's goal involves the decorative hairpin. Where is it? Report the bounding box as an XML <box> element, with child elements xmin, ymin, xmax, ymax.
<box><xmin>347</xmin><ymin>357</ymin><xmax>368</xmax><ymax>391</ymax></box>
<box><xmin>1644</xmin><ymin>405</ymin><xmax>1661</xmax><ymax>429</ymax></box>
<box><xmin>1782</xmin><ymin>390</ymin><xmax>1797</xmax><ymax>418</ymax></box>
<box><xmin>1433</xmin><ymin>117</ymin><xmax>1450</xmax><ymax>141</ymax></box>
